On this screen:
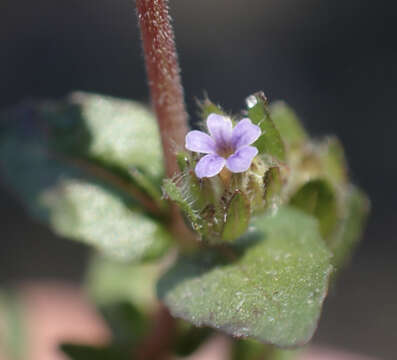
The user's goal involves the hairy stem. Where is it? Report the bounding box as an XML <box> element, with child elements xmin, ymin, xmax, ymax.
<box><xmin>136</xmin><ymin>0</ymin><xmax>197</xmax><ymax>250</ymax></box>
<box><xmin>136</xmin><ymin>0</ymin><xmax>188</xmax><ymax>178</ymax></box>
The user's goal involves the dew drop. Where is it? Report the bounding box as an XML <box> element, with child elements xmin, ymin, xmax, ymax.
<box><xmin>246</xmin><ymin>95</ymin><xmax>258</xmax><ymax>108</ymax></box>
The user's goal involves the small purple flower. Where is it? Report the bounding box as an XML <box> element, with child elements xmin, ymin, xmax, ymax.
<box><xmin>185</xmin><ymin>113</ymin><xmax>261</xmax><ymax>178</ymax></box>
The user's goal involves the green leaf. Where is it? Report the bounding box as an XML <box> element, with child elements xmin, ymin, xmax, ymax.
<box><xmin>269</xmin><ymin>102</ymin><xmax>308</xmax><ymax>147</ymax></box>
<box><xmin>232</xmin><ymin>340</ymin><xmax>300</xmax><ymax>360</ymax></box>
<box><xmin>222</xmin><ymin>190</ymin><xmax>250</xmax><ymax>242</ymax></box>
<box><xmin>247</xmin><ymin>92</ymin><xmax>286</xmax><ymax>161</ymax></box>
<box><xmin>43</xmin><ymin>92</ymin><xmax>164</xmax><ymax>180</ymax></box>
<box><xmin>290</xmin><ymin>180</ymin><xmax>338</xmax><ymax>239</ymax></box>
<box><xmin>162</xmin><ymin>178</ymin><xmax>201</xmax><ymax>231</ymax></box>
<box><xmin>318</xmin><ymin>137</ymin><xmax>348</xmax><ymax>186</ymax></box>
<box><xmin>158</xmin><ymin>206</ymin><xmax>332</xmax><ymax>347</ymax></box>
<box><xmin>0</xmin><ymin>94</ymin><xmax>170</xmax><ymax>262</ymax></box>
<box><xmin>129</xmin><ymin>167</ymin><xmax>164</xmax><ymax>210</ymax></box>
<box><xmin>330</xmin><ymin>186</ymin><xmax>369</xmax><ymax>269</ymax></box>
<box><xmin>264</xmin><ymin>166</ymin><xmax>283</xmax><ymax>211</ymax></box>
<box><xmin>41</xmin><ymin>179</ymin><xmax>171</xmax><ymax>262</ymax></box>
<box><xmin>199</xmin><ymin>97</ymin><xmax>227</xmax><ymax>120</ymax></box>
<box><xmin>85</xmin><ymin>255</ymin><xmax>163</xmax><ymax>313</ymax></box>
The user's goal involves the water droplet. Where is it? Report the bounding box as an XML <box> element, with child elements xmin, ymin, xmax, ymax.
<box><xmin>246</xmin><ymin>95</ymin><xmax>258</xmax><ymax>108</ymax></box>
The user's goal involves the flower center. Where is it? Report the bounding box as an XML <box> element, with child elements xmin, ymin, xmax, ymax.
<box><xmin>216</xmin><ymin>144</ymin><xmax>234</xmax><ymax>158</ymax></box>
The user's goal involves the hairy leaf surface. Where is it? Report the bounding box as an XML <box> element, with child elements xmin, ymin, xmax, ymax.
<box><xmin>158</xmin><ymin>207</ymin><xmax>332</xmax><ymax>347</ymax></box>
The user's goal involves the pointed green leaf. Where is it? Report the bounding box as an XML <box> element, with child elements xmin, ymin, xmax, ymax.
<box><xmin>199</xmin><ymin>97</ymin><xmax>227</xmax><ymax>120</ymax></box>
<box><xmin>264</xmin><ymin>166</ymin><xmax>283</xmax><ymax>211</ymax></box>
<box><xmin>0</xmin><ymin>94</ymin><xmax>170</xmax><ymax>262</ymax></box>
<box><xmin>40</xmin><ymin>178</ymin><xmax>171</xmax><ymax>262</ymax></box>
<box><xmin>222</xmin><ymin>190</ymin><xmax>250</xmax><ymax>242</ymax></box>
<box><xmin>247</xmin><ymin>92</ymin><xmax>286</xmax><ymax>161</ymax></box>
<box><xmin>158</xmin><ymin>207</ymin><xmax>332</xmax><ymax>347</ymax></box>
<box><xmin>43</xmin><ymin>92</ymin><xmax>163</xmax><ymax>180</ymax></box>
<box><xmin>290</xmin><ymin>180</ymin><xmax>338</xmax><ymax>239</ymax></box>
<box><xmin>330</xmin><ymin>186</ymin><xmax>369</xmax><ymax>269</ymax></box>
<box><xmin>318</xmin><ymin>137</ymin><xmax>348</xmax><ymax>185</ymax></box>
<box><xmin>269</xmin><ymin>101</ymin><xmax>308</xmax><ymax>147</ymax></box>
<box><xmin>163</xmin><ymin>178</ymin><xmax>201</xmax><ymax>231</ymax></box>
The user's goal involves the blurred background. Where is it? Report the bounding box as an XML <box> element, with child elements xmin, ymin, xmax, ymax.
<box><xmin>0</xmin><ymin>0</ymin><xmax>396</xmax><ymax>358</ymax></box>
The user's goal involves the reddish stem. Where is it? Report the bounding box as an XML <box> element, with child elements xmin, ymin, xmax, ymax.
<box><xmin>136</xmin><ymin>0</ymin><xmax>189</xmax><ymax>178</ymax></box>
<box><xmin>135</xmin><ymin>305</ymin><xmax>176</xmax><ymax>360</ymax></box>
<box><xmin>136</xmin><ymin>0</ymin><xmax>197</xmax><ymax>250</ymax></box>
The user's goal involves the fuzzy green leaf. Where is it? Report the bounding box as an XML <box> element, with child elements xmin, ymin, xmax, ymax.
<box><xmin>247</xmin><ymin>92</ymin><xmax>286</xmax><ymax>161</ymax></box>
<box><xmin>222</xmin><ymin>190</ymin><xmax>250</xmax><ymax>242</ymax></box>
<box><xmin>270</xmin><ymin>101</ymin><xmax>308</xmax><ymax>147</ymax></box>
<box><xmin>41</xmin><ymin>179</ymin><xmax>171</xmax><ymax>262</ymax></box>
<box><xmin>163</xmin><ymin>178</ymin><xmax>201</xmax><ymax>231</ymax></box>
<box><xmin>158</xmin><ymin>207</ymin><xmax>332</xmax><ymax>347</ymax></box>
<box><xmin>42</xmin><ymin>92</ymin><xmax>163</xmax><ymax>180</ymax></box>
<box><xmin>199</xmin><ymin>98</ymin><xmax>227</xmax><ymax>120</ymax></box>
<box><xmin>290</xmin><ymin>180</ymin><xmax>338</xmax><ymax>239</ymax></box>
<box><xmin>318</xmin><ymin>137</ymin><xmax>348</xmax><ymax>186</ymax></box>
<box><xmin>264</xmin><ymin>166</ymin><xmax>283</xmax><ymax>211</ymax></box>
<box><xmin>330</xmin><ymin>186</ymin><xmax>369</xmax><ymax>269</ymax></box>
<box><xmin>0</xmin><ymin>94</ymin><xmax>170</xmax><ymax>262</ymax></box>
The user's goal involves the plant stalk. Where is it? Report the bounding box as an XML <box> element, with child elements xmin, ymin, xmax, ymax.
<box><xmin>136</xmin><ymin>0</ymin><xmax>197</xmax><ymax>251</ymax></box>
<box><xmin>136</xmin><ymin>0</ymin><xmax>188</xmax><ymax>178</ymax></box>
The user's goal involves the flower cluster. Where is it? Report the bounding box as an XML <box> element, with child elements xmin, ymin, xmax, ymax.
<box><xmin>163</xmin><ymin>98</ymin><xmax>288</xmax><ymax>243</ymax></box>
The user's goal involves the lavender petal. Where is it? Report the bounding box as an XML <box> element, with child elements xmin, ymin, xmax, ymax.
<box><xmin>195</xmin><ymin>154</ymin><xmax>225</xmax><ymax>178</ymax></box>
<box><xmin>226</xmin><ymin>146</ymin><xmax>258</xmax><ymax>173</ymax></box>
<box><xmin>206</xmin><ymin>113</ymin><xmax>233</xmax><ymax>149</ymax></box>
<box><xmin>185</xmin><ymin>130</ymin><xmax>216</xmax><ymax>154</ymax></box>
<box><xmin>231</xmin><ymin>118</ymin><xmax>261</xmax><ymax>149</ymax></box>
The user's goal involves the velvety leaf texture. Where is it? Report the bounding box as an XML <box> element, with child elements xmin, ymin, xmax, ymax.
<box><xmin>158</xmin><ymin>207</ymin><xmax>332</xmax><ymax>347</ymax></box>
<box><xmin>0</xmin><ymin>93</ymin><xmax>169</xmax><ymax>262</ymax></box>
<box><xmin>290</xmin><ymin>180</ymin><xmax>338</xmax><ymax>239</ymax></box>
<box><xmin>40</xmin><ymin>179</ymin><xmax>171</xmax><ymax>262</ymax></box>
<box><xmin>330</xmin><ymin>186</ymin><xmax>369</xmax><ymax>269</ymax></box>
<box><xmin>222</xmin><ymin>190</ymin><xmax>250</xmax><ymax>242</ymax></box>
<box><xmin>43</xmin><ymin>92</ymin><xmax>164</xmax><ymax>179</ymax></box>
<box><xmin>269</xmin><ymin>101</ymin><xmax>308</xmax><ymax>147</ymax></box>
